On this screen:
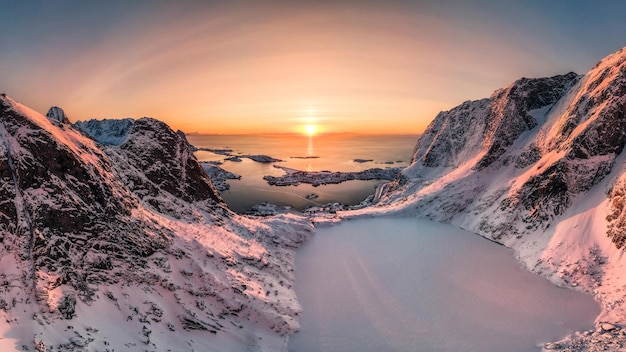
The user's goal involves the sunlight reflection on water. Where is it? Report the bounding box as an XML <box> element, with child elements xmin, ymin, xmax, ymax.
<box><xmin>188</xmin><ymin>134</ymin><xmax>417</xmax><ymax>212</ymax></box>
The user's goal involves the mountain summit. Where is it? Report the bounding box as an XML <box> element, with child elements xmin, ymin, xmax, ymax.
<box><xmin>45</xmin><ymin>106</ymin><xmax>70</xmax><ymax>124</ymax></box>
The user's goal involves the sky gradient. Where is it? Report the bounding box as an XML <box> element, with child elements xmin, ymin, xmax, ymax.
<box><xmin>1</xmin><ymin>0</ymin><xmax>625</xmax><ymax>134</ymax></box>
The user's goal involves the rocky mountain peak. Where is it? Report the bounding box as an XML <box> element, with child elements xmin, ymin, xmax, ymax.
<box><xmin>74</xmin><ymin>117</ymin><xmax>134</xmax><ymax>145</ymax></box>
<box><xmin>591</xmin><ymin>46</ymin><xmax>626</xmax><ymax>72</ymax></box>
<box><xmin>45</xmin><ymin>106</ymin><xmax>70</xmax><ymax>124</ymax></box>
<box><xmin>409</xmin><ymin>72</ymin><xmax>579</xmax><ymax>172</ymax></box>
<box><xmin>118</xmin><ymin>117</ymin><xmax>223</xmax><ymax>206</ymax></box>
<box><xmin>476</xmin><ymin>72</ymin><xmax>580</xmax><ymax>169</ymax></box>
<box><xmin>388</xmin><ymin>46</ymin><xmax>626</xmax><ymax>243</ymax></box>
<box><xmin>542</xmin><ymin>48</ymin><xmax>626</xmax><ymax>158</ymax></box>
<box><xmin>75</xmin><ymin>116</ymin><xmax>223</xmax><ymax>215</ymax></box>
<box><xmin>1</xmin><ymin>95</ymin><xmax>164</xmax><ymax>308</ymax></box>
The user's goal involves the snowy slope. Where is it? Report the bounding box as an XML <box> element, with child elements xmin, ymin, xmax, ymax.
<box><xmin>0</xmin><ymin>95</ymin><xmax>312</xmax><ymax>351</ymax></box>
<box><xmin>346</xmin><ymin>47</ymin><xmax>626</xmax><ymax>340</ymax></box>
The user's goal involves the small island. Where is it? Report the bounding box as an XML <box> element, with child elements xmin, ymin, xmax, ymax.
<box><xmin>225</xmin><ymin>156</ymin><xmax>243</xmax><ymax>162</ymax></box>
<box><xmin>245</xmin><ymin>154</ymin><xmax>284</xmax><ymax>163</ymax></box>
<box><xmin>263</xmin><ymin>165</ymin><xmax>402</xmax><ymax>186</ymax></box>
<box><xmin>192</xmin><ymin>144</ymin><xmax>283</xmax><ymax>164</ymax></box>
<box><xmin>194</xmin><ymin>147</ymin><xmax>234</xmax><ymax>155</ymax></box>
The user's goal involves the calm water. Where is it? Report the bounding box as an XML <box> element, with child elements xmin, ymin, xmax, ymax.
<box><xmin>187</xmin><ymin>134</ymin><xmax>417</xmax><ymax>212</ymax></box>
<box><xmin>289</xmin><ymin>217</ymin><xmax>600</xmax><ymax>352</ymax></box>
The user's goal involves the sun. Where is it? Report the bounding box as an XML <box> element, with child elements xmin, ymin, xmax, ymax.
<box><xmin>304</xmin><ymin>124</ymin><xmax>318</xmax><ymax>137</ymax></box>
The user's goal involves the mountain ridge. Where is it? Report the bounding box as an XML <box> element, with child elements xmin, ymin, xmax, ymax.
<box><xmin>0</xmin><ymin>94</ymin><xmax>312</xmax><ymax>351</ymax></box>
<box><xmin>377</xmin><ymin>46</ymin><xmax>626</xmax><ymax>235</ymax></box>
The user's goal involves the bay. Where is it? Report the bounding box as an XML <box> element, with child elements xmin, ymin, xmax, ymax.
<box><xmin>187</xmin><ymin>134</ymin><xmax>417</xmax><ymax>212</ymax></box>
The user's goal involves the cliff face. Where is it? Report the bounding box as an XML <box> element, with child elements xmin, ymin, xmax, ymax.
<box><xmin>372</xmin><ymin>47</ymin><xmax>626</xmax><ymax>325</ymax></box>
<box><xmin>413</xmin><ymin>72</ymin><xmax>580</xmax><ymax>171</ymax></box>
<box><xmin>0</xmin><ymin>95</ymin><xmax>312</xmax><ymax>351</ymax></box>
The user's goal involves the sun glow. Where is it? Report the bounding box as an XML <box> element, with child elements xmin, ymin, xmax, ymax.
<box><xmin>304</xmin><ymin>124</ymin><xmax>318</xmax><ymax>137</ymax></box>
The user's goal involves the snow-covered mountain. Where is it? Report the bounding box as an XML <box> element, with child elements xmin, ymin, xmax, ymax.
<box><xmin>0</xmin><ymin>95</ymin><xmax>312</xmax><ymax>351</ymax></box>
<box><xmin>74</xmin><ymin>118</ymin><xmax>134</xmax><ymax>146</ymax></box>
<box><xmin>362</xmin><ymin>47</ymin><xmax>626</xmax><ymax>334</ymax></box>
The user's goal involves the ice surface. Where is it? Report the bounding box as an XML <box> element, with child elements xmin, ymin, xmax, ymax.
<box><xmin>289</xmin><ymin>217</ymin><xmax>600</xmax><ymax>352</ymax></box>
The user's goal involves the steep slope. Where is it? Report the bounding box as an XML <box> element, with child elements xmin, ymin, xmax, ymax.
<box><xmin>0</xmin><ymin>95</ymin><xmax>312</xmax><ymax>351</ymax></box>
<box><xmin>360</xmin><ymin>47</ymin><xmax>626</xmax><ymax>330</ymax></box>
<box><xmin>412</xmin><ymin>72</ymin><xmax>579</xmax><ymax>171</ymax></box>
<box><xmin>118</xmin><ymin>118</ymin><xmax>223</xmax><ymax>205</ymax></box>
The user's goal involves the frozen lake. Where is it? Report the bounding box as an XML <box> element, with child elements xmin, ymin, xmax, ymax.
<box><xmin>289</xmin><ymin>217</ymin><xmax>600</xmax><ymax>352</ymax></box>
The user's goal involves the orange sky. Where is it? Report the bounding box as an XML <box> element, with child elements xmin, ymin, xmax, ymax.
<box><xmin>2</xmin><ymin>1</ymin><xmax>625</xmax><ymax>135</ymax></box>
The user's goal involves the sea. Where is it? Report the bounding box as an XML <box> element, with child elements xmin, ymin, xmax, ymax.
<box><xmin>187</xmin><ymin>133</ymin><xmax>418</xmax><ymax>212</ymax></box>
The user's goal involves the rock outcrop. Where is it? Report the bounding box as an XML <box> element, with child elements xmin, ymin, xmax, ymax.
<box><xmin>45</xmin><ymin>106</ymin><xmax>70</xmax><ymax>124</ymax></box>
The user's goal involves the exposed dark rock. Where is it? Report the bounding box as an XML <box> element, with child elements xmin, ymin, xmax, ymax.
<box><xmin>118</xmin><ymin>118</ymin><xmax>223</xmax><ymax>205</ymax></box>
<box><xmin>514</xmin><ymin>143</ymin><xmax>542</xmax><ymax>168</ymax></box>
<box><xmin>413</xmin><ymin>98</ymin><xmax>490</xmax><ymax>167</ymax></box>
<box><xmin>57</xmin><ymin>294</ymin><xmax>77</xmax><ymax>319</ymax></box>
<box><xmin>74</xmin><ymin>118</ymin><xmax>134</xmax><ymax>146</ymax></box>
<box><xmin>412</xmin><ymin>73</ymin><xmax>579</xmax><ymax>170</ymax></box>
<box><xmin>46</xmin><ymin>106</ymin><xmax>70</xmax><ymax>124</ymax></box>
<box><xmin>476</xmin><ymin>72</ymin><xmax>580</xmax><ymax>169</ymax></box>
